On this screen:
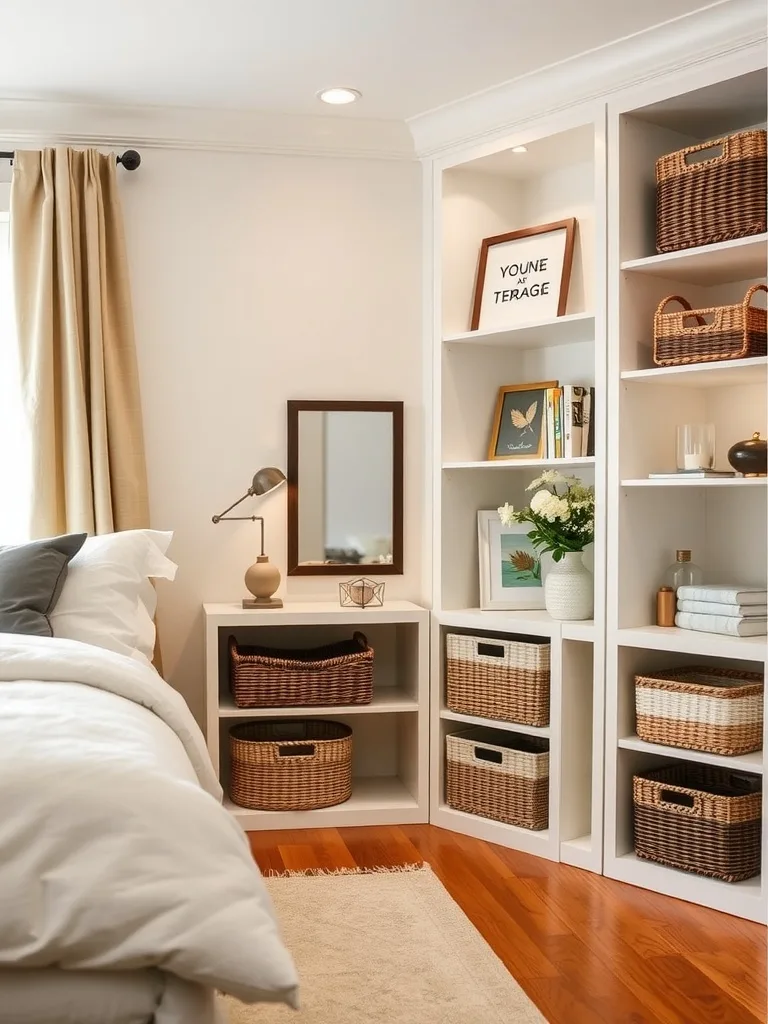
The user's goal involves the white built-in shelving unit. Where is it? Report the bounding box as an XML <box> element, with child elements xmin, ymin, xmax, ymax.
<box><xmin>203</xmin><ymin>601</ymin><xmax>429</xmax><ymax>830</ymax></box>
<box><xmin>427</xmin><ymin>111</ymin><xmax>607</xmax><ymax>874</ymax></box>
<box><xmin>605</xmin><ymin>64</ymin><xmax>768</xmax><ymax>922</ymax></box>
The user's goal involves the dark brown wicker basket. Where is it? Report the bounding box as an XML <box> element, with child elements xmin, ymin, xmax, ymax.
<box><xmin>635</xmin><ymin>665</ymin><xmax>764</xmax><ymax>756</ymax></box>
<box><xmin>229</xmin><ymin>632</ymin><xmax>373</xmax><ymax>708</ymax></box>
<box><xmin>633</xmin><ymin>763</ymin><xmax>761</xmax><ymax>882</ymax></box>
<box><xmin>230</xmin><ymin>719</ymin><xmax>353</xmax><ymax>811</ymax></box>
<box><xmin>445</xmin><ymin>633</ymin><xmax>550</xmax><ymax>727</ymax></box>
<box><xmin>653</xmin><ymin>285</ymin><xmax>767</xmax><ymax>366</ymax></box>
<box><xmin>656</xmin><ymin>129</ymin><xmax>767</xmax><ymax>253</ymax></box>
<box><xmin>446</xmin><ymin>728</ymin><xmax>549</xmax><ymax>830</ymax></box>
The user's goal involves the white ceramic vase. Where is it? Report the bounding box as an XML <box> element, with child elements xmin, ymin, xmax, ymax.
<box><xmin>544</xmin><ymin>551</ymin><xmax>593</xmax><ymax>621</ymax></box>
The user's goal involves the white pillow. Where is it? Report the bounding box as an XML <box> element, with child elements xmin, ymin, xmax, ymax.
<box><xmin>51</xmin><ymin>530</ymin><xmax>177</xmax><ymax>663</ymax></box>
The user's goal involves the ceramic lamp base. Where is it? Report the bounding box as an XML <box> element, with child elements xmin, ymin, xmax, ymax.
<box><xmin>242</xmin><ymin>596</ymin><xmax>283</xmax><ymax>609</ymax></box>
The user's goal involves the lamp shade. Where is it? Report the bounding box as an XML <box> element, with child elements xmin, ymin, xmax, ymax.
<box><xmin>250</xmin><ymin>467</ymin><xmax>286</xmax><ymax>496</ymax></box>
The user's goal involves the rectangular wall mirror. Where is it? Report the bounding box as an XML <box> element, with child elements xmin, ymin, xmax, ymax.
<box><xmin>287</xmin><ymin>400</ymin><xmax>404</xmax><ymax>575</ymax></box>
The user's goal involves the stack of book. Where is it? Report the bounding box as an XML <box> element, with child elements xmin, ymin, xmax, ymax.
<box><xmin>544</xmin><ymin>385</ymin><xmax>595</xmax><ymax>459</ymax></box>
<box><xmin>675</xmin><ymin>585</ymin><xmax>767</xmax><ymax>637</ymax></box>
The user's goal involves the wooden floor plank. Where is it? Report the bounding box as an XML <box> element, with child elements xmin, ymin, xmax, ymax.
<box><xmin>249</xmin><ymin>823</ymin><xmax>767</xmax><ymax>1024</ymax></box>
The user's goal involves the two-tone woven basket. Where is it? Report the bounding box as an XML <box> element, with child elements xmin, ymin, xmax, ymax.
<box><xmin>229</xmin><ymin>719</ymin><xmax>352</xmax><ymax>811</ymax></box>
<box><xmin>653</xmin><ymin>284</ymin><xmax>767</xmax><ymax>366</ymax></box>
<box><xmin>445</xmin><ymin>633</ymin><xmax>550</xmax><ymax>727</ymax></box>
<box><xmin>635</xmin><ymin>666</ymin><xmax>764</xmax><ymax>756</ymax></box>
<box><xmin>633</xmin><ymin>763</ymin><xmax>762</xmax><ymax>882</ymax></box>
<box><xmin>228</xmin><ymin>633</ymin><xmax>373</xmax><ymax>708</ymax></box>
<box><xmin>656</xmin><ymin>129</ymin><xmax>767</xmax><ymax>253</ymax></box>
<box><xmin>446</xmin><ymin>728</ymin><xmax>549</xmax><ymax>830</ymax></box>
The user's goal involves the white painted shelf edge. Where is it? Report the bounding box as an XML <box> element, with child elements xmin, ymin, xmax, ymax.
<box><xmin>616</xmin><ymin>625</ymin><xmax>766</xmax><ymax>662</ymax></box>
<box><xmin>440</xmin><ymin>708</ymin><xmax>551</xmax><ymax>738</ymax></box>
<box><xmin>220</xmin><ymin>690</ymin><xmax>420</xmax><ymax>717</ymax></box>
<box><xmin>443</xmin><ymin>311</ymin><xmax>595</xmax><ymax>347</ymax></box>
<box><xmin>621</xmin><ymin>357</ymin><xmax>767</xmax><ymax>388</ymax></box>
<box><xmin>621</xmin><ymin>477</ymin><xmax>765</xmax><ymax>488</ymax></box>
<box><xmin>619</xmin><ymin>233</ymin><xmax>768</xmax><ymax>284</ymax></box>
<box><xmin>618</xmin><ymin>734</ymin><xmax>764</xmax><ymax>774</ymax></box>
<box><xmin>443</xmin><ymin>457</ymin><xmax>596</xmax><ymax>470</ymax></box>
<box><xmin>204</xmin><ymin>600</ymin><xmax>428</xmax><ymax>626</ymax></box>
<box><xmin>436</xmin><ymin>608</ymin><xmax>595</xmax><ymax>641</ymax></box>
<box><xmin>432</xmin><ymin>804</ymin><xmax>557</xmax><ymax>861</ymax></box>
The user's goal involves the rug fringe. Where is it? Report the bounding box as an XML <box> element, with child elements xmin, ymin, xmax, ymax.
<box><xmin>263</xmin><ymin>863</ymin><xmax>427</xmax><ymax>879</ymax></box>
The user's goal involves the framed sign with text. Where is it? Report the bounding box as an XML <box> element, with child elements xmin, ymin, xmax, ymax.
<box><xmin>470</xmin><ymin>218</ymin><xmax>576</xmax><ymax>331</ymax></box>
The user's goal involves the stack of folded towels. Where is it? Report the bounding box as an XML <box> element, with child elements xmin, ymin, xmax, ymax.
<box><xmin>676</xmin><ymin>585</ymin><xmax>767</xmax><ymax>637</ymax></box>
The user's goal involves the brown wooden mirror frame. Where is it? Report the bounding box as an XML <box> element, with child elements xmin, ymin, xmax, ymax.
<box><xmin>287</xmin><ymin>400</ymin><xmax>404</xmax><ymax>576</ymax></box>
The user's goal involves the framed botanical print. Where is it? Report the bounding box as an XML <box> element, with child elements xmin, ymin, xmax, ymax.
<box><xmin>470</xmin><ymin>218</ymin><xmax>576</xmax><ymax>331</ymax></box>
<box><xmin>478</xmin><ymin>510</ymin><xmax>544</xmax><ymax>611</ymax></box>
<box><xmin>488</xmin><ymin>380</ymin><xmax>557</xmax><ymax>461</ymax></box>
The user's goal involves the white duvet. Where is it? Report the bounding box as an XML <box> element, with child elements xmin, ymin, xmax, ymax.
<box><xmin>0</xmin><ymin>634</ymin><xmax>299</xmax><ymax>1023</ymax></box>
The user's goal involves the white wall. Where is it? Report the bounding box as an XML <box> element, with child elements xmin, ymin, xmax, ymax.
<box><xmin>119</xmin><ymin>148</ymin><xmax>422</xmax><ymax>722</ymax></box>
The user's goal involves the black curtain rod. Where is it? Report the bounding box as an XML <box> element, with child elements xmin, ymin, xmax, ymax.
<box><xmin>0</xmin><ymin>149</ymin><xmax>141</xmax><ymax>170</ymax></box>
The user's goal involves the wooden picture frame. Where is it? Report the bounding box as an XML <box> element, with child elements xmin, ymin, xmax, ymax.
<box><xmin>487</xmin><ymin>381</ymin><xmax>558</xmax><ymax>461</ymax></box>
<box><xmin>470</xmin><ymin>218</ymin><xmax>576</xmax><ymax>332</ymax></box>
<box><xmin>287</xmin><ymin>400</ymin><xmax>404</xmax><ymax>576</ymax></box>
<box><xmin>478</xmin><ymin>510</ymin><xmax>546</xmax><ymax>611</ymax></box>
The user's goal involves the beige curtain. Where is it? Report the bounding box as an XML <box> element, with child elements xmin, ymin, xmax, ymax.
<box><xmin>10</xmin><ymin>148</ymin><xmax>149</xmax><ymax>538</ymax></box>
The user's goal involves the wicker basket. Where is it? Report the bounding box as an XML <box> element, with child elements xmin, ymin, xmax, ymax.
<box><xmin>228</xmin><ymin>633</ymin><xmax>373</xmax><ymax>708</ymax></box>
<box><xmin>446</xmin><ymin>728</ymin><xmax>549</xmax><ymax>830</ymax></box>
<box><xmin>653</xmin><ymin>284</ymin><xmax>767</xmax><ymax>367</ymax></box>
<box><xmin>633</xmin><ymin>763</ymin><xmax>761</xmax><ymax>882</ymax></box>
<box><xmin>445</xmin><ymin>632</ymin><xmax>550</xmax><ymax>727</ymax></box>
<box><xmin>229</xmin><ymin>719</ymin><xmax>352</xmax><ymax>811</ymax></box>
<box><xmin>656</xmin><ymin>129</ymin><xmax>767</xmax><ymax>253</ymax></box>
<box><xmin>635</xmin><ymin>665</ymin><xmax>764</xmax><ymax>756</ymax></box>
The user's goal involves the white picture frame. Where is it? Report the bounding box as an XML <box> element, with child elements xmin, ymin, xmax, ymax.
<box><xmin>477</xmin><ymin>510</ymin><xmax>545</xmax><ymax>611</ymax></box>
<box><xmin>470</xmin><ymin>218</ymin><xmax>576</xmax><ymax>332</ymax></box>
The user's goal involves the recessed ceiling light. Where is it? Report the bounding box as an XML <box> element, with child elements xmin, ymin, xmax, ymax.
<box><xmin>318</xmin><ymin>87</ymin><xmax>361</xmax><ymax>105</ymax></box>
<box><xmin>512</xmin><ymin>145</ymin><xmax>528</xmax><ymax>154</ymax></box>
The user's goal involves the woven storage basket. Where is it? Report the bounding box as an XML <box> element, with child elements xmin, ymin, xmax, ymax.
<box><xmin>656</xmin><ymin>129</ymin><xmax>767</xmax><ymax>253</ymax></box>
<box><xmin>445</xmin><ymin>632</ymin><xmax>550</xmax><ymax>727</ymax></box>
<box><xmin>633</xmin><ymin>763</ymin><xmax>761</xmax><ymax>882</ymax></box>
<box><xmin>653</xmin><ymin>284</ymin><xmax>767</xmax><ymax>366</ymax></box>
<box><xmin>228</xmin><ymin>632</ymin><xmax>373</xmax><ymax>708</ymax></box>
<box><xmin>229</xmin><ymin>719</ymin><xmax>352</xmax><ymax>811</ymax></box>
<box><xmin>635</xmin><ymin>665</ymin><xmax>764</xmax><ymax>756</ymax></box>
<box><xmin>446</xmin><ymin>727</ymin><xmax>549</xmax><ymax>830</ymax></box>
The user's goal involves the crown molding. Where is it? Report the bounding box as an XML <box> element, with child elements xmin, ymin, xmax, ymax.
<box><xmin>0</xmin><ymin>100</ymin><xmax>416</xmax><ymax>162</ymax></box>
<box><xmin>408</xmin><ymin>0</ymin><xmax>767</xmax><ymax>158</ymax></box>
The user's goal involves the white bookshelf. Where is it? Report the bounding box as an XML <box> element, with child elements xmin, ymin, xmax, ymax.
<box><xmin>427</xmin><ymin>111</ymin><xmax>607</xmax><ymax>875</ymax></box>
<box><xmin>605</xmin><ymin>64</ymin><xmax>768</xmax><ymax>922</ymax></box>
<box><xmin>203</xmin><ymin>601</ymin><xmax>429</xmax><ymax>830</ymax></box>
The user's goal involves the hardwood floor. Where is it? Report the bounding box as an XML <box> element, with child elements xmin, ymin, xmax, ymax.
<box><xmin>248</xmin><ymin>824</ymin><xmax>767</xmax><ymax>1024</ymax></box>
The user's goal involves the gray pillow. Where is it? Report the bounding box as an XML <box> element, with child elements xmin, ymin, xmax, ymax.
<box><xmin>0</xmin><ymin>534</ymin><xmax>87</xmax><ymax>637</ymax></box>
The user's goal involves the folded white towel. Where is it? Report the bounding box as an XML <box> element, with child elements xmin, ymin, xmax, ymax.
<box><xmin>676</xmin><ymin>585</ymin><xmax>767</xmax><ymax>606</ymax></box>
<box><xmin>675</xmin><ymin>611</ymin><xmax>767</xmax><ymax>637</ymax></box>
<box><xmin>677</xmin><ymin>599</ymin><xmax>768</xmax><ymax>617</ymax></box>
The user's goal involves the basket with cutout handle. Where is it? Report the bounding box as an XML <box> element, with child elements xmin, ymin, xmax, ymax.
<box><xmin>633</xmin><ymin>763</ymin><xmax>761</xmax><ymax>883</ymax></box>
<box><xmin>653</xmin><ymin>283</ymin><xmax>767</xmax><ymax>366</ymax></box>
<box><xmin>229</xmin><ymin>719</ymin><xmax>353</xmax><ymax>811</ymax></box>
<box><xmin>655</xmin><ymin>128</ymin><xmax>767</xmax><ymax>253</ymax></box>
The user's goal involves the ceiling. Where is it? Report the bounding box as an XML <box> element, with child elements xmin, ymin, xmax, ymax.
<box><xmin>1</xmin><ymin>0</ymin><xmax>721</xmax><ymax>121</ymax></box>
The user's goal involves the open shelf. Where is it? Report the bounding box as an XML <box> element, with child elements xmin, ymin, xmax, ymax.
<box><xmin>432</xmin><ymin>803</ymin><xmax>555</xmax><ymax>860</ymax></box>
<box><xmin>219</xmin><ymin>691</ymin><xmax>419</xmax><ymax>717</ymax></box>
<box><xmin>618</xmin><ymin>734</ymin><xmax>764</xmax><ymax>774</ymax></box>
<box><xmin>436</xmin><ymin>607</ymin><xmax>558</xmax><ymax>638</ymax></box>
<box><xmin>620</xmin><ymin>233</ymin><xmax>768</xmax><ymax>286</ymax></box>
<box><xmin>621</xmin><ymin>357</ymin><xmax>768</xmax><ymax>388</ymax></box>
<box><xmin>224</xmin><ymin>777</ymin><xmax>420</xmax><ymax>830</ymax></box>
<box><xmin>440</xmin><ymin>708</ymin><xmax>551</xmax><ymax>738</ymax></box>
<box><xmin>443</xmin><ymin>457</ymin><xmax>595</xmax><ymax>470</ymax></box>
<box><xmin>617</xmin><ymin>625</ymin><xmax>766</xmax><ymax>662</ymax></box>
<box><xmin>560</xmin><ymin>834</ymin><xmax>593</xmax><ymax>871</ymax></box>
<box><xmin>621</xmin><ymin>476</ymin><xmax>765</xmax><ymax>488</ymax></box>
<box><xmin>443</xmin><ymin>312</ymin><xmax>595</xmax><ymax>349</ymax></box>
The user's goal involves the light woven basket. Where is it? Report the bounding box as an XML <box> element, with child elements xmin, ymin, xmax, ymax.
<box><xmin>446</xmin><ymin>728</ymin><xmax>549</xmax><ymax>831</ymax></box>
<box><xmin>633</xmin><ymin>763</ymin><xmax>761</xmax><ymax>883</ymax></box>
<box><xmin>229</xmin><ymin>633</ymin><xmax>373</xmax><ymax>709</ymax></box>
<box><xmin>635</xmin><ymin>665</ymin><xmax>764</xmax><ymax>756</ymax></box>
<box><xmin>229</xmin><ymin>719</ymin><xmax>352</xmax><ymax>811</ymax></box>
<box><xmin>653</xmin><ymin>284</ymin><xmax>767</xmax><ymax>366</ymax></box>
<box><xmin>656</xmin><ymin>129</ymin><xmax>767</xmax><ymax>253</ymax></box>
<box><xmin>445</xmin><ymin>632</ymin><xmax>550</xmax><ymax>727</ymax></box>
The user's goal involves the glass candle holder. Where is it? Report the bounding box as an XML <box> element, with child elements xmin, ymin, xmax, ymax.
<box><xmin>676</xmin><ymin>424</ymin><xmax>715</xmax><ymax>472</ymax></box>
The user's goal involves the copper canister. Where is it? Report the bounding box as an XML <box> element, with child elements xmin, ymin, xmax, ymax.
<box><xmin>656</xmin><ymin>587</ymin><xmax>676</xmax><ymax>627</ymax></box>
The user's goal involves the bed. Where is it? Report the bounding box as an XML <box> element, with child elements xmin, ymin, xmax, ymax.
<box><xmin>0</xmin><ymin>531</ymin><xmax>298</xmax><ymax>1023</ymax></box>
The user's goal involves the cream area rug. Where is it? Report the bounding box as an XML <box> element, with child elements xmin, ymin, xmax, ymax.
<box><xmin>222</xmin><ymin>866</ymin><xmax>544</xmax><ymax>1023</ymax></box>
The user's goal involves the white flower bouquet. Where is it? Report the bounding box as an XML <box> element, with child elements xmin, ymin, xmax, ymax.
<box><xmin>498</xmin><ymin>471</ymin><xmax>595</xmax><ymax>562</ymax></box>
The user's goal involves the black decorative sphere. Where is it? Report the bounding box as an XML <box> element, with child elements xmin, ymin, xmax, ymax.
<box><xmin>118</xmin><ymin>150</ymin><xmax>141</xmax><ymax>171</ymax></box>
<box><xmin>728</xmin><ymin>432</ymin><xmax>767</xmax><ymax>477</ymax></box>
